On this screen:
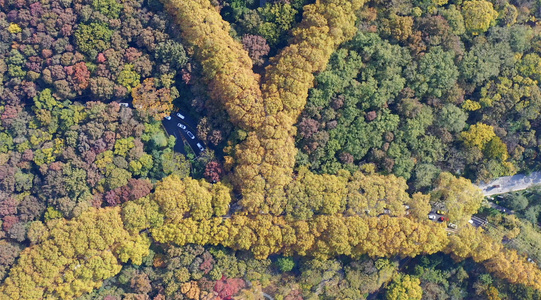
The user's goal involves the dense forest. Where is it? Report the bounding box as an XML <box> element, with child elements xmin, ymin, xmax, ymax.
<box><xmin>2</xmin><ymin>0</ymin><xmax>541</xmax><ymax>298</ymax></box>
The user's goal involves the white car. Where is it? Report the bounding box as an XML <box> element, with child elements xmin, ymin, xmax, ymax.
<box><xmin>186</xmin><ymin>131</ymin><xmax>195</xmax><ymax>139</ymax></box>
<box><xmin>196</xmin><ymin>143</ymin><xmax>204</xmax><ymax>152</ymax></box>
<box><xmin>176</xmin><ymin>112</ymin><xmax>185</xmax><ymax>119</ymax></box>
<box><xmin>164</xmin><ymin>116</ymin><xmax>171</xmax><ymax>120</ymax></box>
<box><xmin>468</xmin><ymin>219</ymin><xmax>474</xmax><ymax>224</ymax></box>
<box><xmin>177</xmin><ymin>123</ymin><xmax>186</xmax><ymax>129</ymax></box>
<box><xmin>428</xmin><ymin>214</ymin><xmax>436</xmax><ymax>220</ymax></box>
<box><xmin>448</xmin><ymin>223</ymin><xmax>457</xmax><ymax>229</ymax></box>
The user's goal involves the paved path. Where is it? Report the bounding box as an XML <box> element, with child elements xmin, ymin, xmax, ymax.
<box><xmin>162</xmin><ymin>110</ymin><xmax>206</xmax><ymax>156</ymax></box>
<box><xmin>478</xmin><ymin>171</ymin><xmax>541</xmax><ymax>196</ymax></box>
<box><xmin>262</xmin><ymin>293</ymin><xmax>274</xmax><ymax>300</ymax></box>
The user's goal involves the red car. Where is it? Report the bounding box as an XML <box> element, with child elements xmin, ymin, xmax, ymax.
<box><xmin>438</xmin><ymin>216</ymin><xmax>449</xmax><ymax>222</ymax></box>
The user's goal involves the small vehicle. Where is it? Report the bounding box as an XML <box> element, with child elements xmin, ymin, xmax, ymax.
<box><xmin>438</xmin><ymin>216</ymin><xmax>448</xmax><ymax>222</ymax></box>
<box><xmin>468</xmin><ymin>219</ymin><xmax>474</xmax><ymax>224</ymax></box>
<box><xmin>436</xmin><ymin>210</ymin><xmax>445</xmax><ymax>215</ymax></box>
<box><xmin>487</xmin><ymin>184</ymin><xmax>501</xmax><ymax>191</ymax></box>
<box><xmin>404</xmin><ymin>205</ymin><xmax>410</xmax><ymax>210</ymax></box>
<box><xmin>164</xmin><ymin>116</ymin><xmax>171</xmax><ymax>120</ymax></box>
<box><xmin>177</xmin><ymin>123</ymin><xmax>186</xmax><ymax>130</ymax></box>
<box><xmin>119</xmin><ymin>103</ymin><xmax>129</xmax><ymax>107</ymax></box>
<box><xmin>383</xmin><ymin>209</ymin><xmax>391</xmax><ymax>214</ymax></box>
<box><xmin>428</xmin><ymin>214</ymin><xmax>436</xmax><ymax>220</ymax></box>
<box><xmin>177</xmin><ymin>112</ymin><xmax>185</xmax><ymax>119</ymax></box>
<box><xmin>448</xmin><ymin>223</ymin><xmax>457</xmax><ymax>229</ymax></box>
<box><xmin>186</xmin><ymin>131</ymin><xmax>195</xmax><ymax>139</ymax></box>
<box><xmin>196</xmin><ymin>143</ymin><xmax>204</xmax><ymax>152</ymax></box>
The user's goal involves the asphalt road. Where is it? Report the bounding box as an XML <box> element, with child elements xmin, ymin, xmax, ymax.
<box><xmin>470</xmin><ymin>216</ymin><xmax>487</xmax><ymax>227</ymax></box>
<box><xmin>479</xmin><ymin>171</ymin><xmax>541</xmax><ymax>196</ymax></box>
<box><xmin>161</xmin><ymin>110</ymin><xmax>205</xmax><ymax>156</ymax></box>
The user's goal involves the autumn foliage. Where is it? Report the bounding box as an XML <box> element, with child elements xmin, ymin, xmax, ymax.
<box><xmin>161</xmin><ymin>0</ymin><xmax>266</xmax><ymax>131</ymax></box>
<box><xmin>2</xmin><ymin>0</ymin><xmax>541</xmax><ymax>298</ymax></box>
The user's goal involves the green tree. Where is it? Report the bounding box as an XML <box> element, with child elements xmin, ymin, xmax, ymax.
<box><xmin>154</xmin><ymin>40</ymin><xmax>188</xmax><ymax>69</ymax></box>
<box><xmin>106</xmin><ymin>168</ymin><xmax>132</xmax><ymax>190</ymax></box>
<box><xmin>257</xmin><ymin>3</ymin><xmax>297</xmax><ymax>46</ymax></box>
<box><xmin>436</xmin><ymin>104</ymin><xmax>467</xmax><ymax>133</ymax></box>
<box><xmin>276</xmin><ymin>257</ymin><xmax>295</xmax><ymax>272</ymax></box>
<box><xmin>75</xmin><ymin>23</ymin><xmax>113</xmax><ymax>58</ymax></box>
<box><xmin>414</xmin><ymin>46</ymin><xmax>458</xmax><ymax>98</ymax></box>
<box><xmin>92</xmin><ymin>0</ymin><xmax>123</xmax><ymax>19</ymax></box>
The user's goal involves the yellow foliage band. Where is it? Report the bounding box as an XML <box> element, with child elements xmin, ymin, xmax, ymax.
<box><xmin>233</xmin><ymin>0</ymin><xmax>366</xmax><ymax>215</ymax></box>
<box><xmin>161</xmin><ymin>0</ymin><xmax>265</xmax><ymax>131</ymax></box>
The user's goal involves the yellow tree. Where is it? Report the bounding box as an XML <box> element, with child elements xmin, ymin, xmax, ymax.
<box><xmin>385</xmin><ymin>274</ymin><xmax>423</xmax><ymax>300</ymax></box>
<box><xmin>462</xmin><ymin>0</ymin><xmax>499</xmax><ymax>35</ymax></box>
<box><xmin>0</xmin><ymin>208</ymin><xmax>149</xmax><ymax>299</ymax></box>
<box><xmin>460</xmin><ymin>122</ymin><xmax>496</xmax><ymax>150</ymax></box>
<box><xmin>161</xmin><ymin>0</ymin><xmax>265</xmax><ymax>130</ymax></box>
<box><xmin>431</xmin><ymin>172</ymin><xmax>484</xmax><ymax>223</ymax></box>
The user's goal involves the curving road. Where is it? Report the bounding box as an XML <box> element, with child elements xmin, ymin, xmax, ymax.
<box><xmin>478</xmin><ymin>171</ymin><xmax>541</xmax><ymax>196</ymax></box>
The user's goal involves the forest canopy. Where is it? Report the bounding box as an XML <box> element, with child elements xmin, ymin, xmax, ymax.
<box><xmin>1</xmin><ymin>0</ymin><xmax>541</xmax><ymax>299</ymax></box>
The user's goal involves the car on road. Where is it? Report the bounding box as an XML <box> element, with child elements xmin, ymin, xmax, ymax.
<box><xmin>196</xmin><ymin>143</ymin><xmax>204</xmax><ymax>152</ymax></box>
<box><xmin>176</xmin><ymin>112</ymin><xmax>185</xmax><ymax>119</ymax></box>
<box><xmin>428</xmin><ymin>214</ymin><xmax>436</xmax><ymax>220</ymax></box>
<box><xmin>448</xmin><ymin>223</ymin><xmax>457</xmax><ymax>229</ymax></box>
<box><xmin>486</xmin><ymin>184</ymin><xmax>501</xmax><ymax>191</ymax></box>
<box><xmin>468</xmin><ymin>219</ymin><xmax>474</xmax><ymax>224</ymax></box>
<box><xmin>177</xmin><ymin>123</ymin><xmax>186</xmax><ymax>129</ymax></box>
<box><xmin>186</xmin><ymin>131</ymin><xmax>195</xmax><ymax>139</ymax></box>
<box><xmin>436</xmin><ymin>210</ymin><xmax>445</xmax><ymax>215</ymax></box>
<box><xmin>165</xmin><ymin>116</ymin><xmax>171</xmax><ymax>120</ymax></box>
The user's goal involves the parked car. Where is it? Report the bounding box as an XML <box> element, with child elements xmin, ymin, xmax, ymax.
<box><xmin>468</xmin><ymin>219</ymin><xmax>474</xmax><ymax>224</ymax></box>
<box><xmin>438</xmin><ymin>216</ymin><xmax>449</xmax><ymax>222</ymax></box>
<box><xmin>448</xmin><ymin>223</ymin><xmax>457</xmax><ymax>229</ymax></box>
<box><xmin>428</xmin><ymin>214</ymin><xmax>436</xmax><ymax>220</ymax></box>
<box><xmin>196</xmin><ymin>143</ymin><xmax>204</xmax><ymax>151</ymax></box>
<box><xmin>436</xmin><ymin>210</ymin><xmax>445</xmax><ymax>215</ymax></box>
<box><xmin>186</xmin><ymin>131</ymin><xmax>195</xmax><ymax>139</ymax></box>
<box><xmin>177</xmin><ymin>123</ymin><xmax>186</xmax><ymax>129</ymax></box>
<box><xmin>177</xmin><ymin>112</ymin><xmax>185</xmax><ymax>119</ymax></box>
<box><xmin>165</xmin><ymin>116</ymin><xmax>171</xmax><ymax>120</ymax></box>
